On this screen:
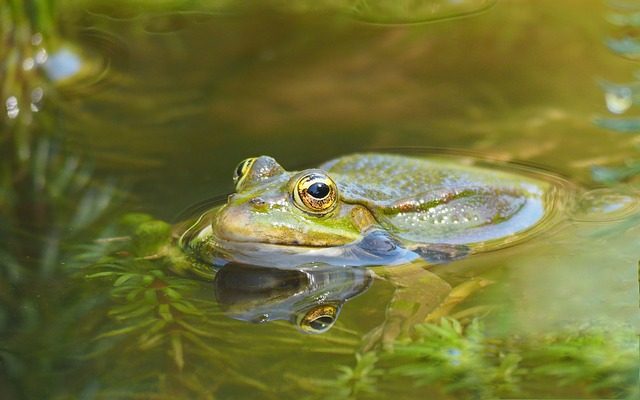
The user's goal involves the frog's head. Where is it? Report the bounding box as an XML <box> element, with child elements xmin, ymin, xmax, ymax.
<box><xmin>213</xmin><ymin>156</ymin><xmax>373</xmax><ymax>247</ymax></box>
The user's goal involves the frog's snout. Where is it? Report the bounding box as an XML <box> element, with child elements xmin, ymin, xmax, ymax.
<box><xmin>213</xmin><ymin>200</ymin><xmax>281</xmax><ymax>243</ymax></box>
<box><xmin>214</xmin><ymin>204</ymin><xmax>252</xmax><ymax>241</ymax></box>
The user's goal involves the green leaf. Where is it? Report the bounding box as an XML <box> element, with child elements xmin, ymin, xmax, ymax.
<box><xmin>95</xmin><ymin>318</ymin><xmax>156</xmax><ymax>339</ymax></box>
<box><xmin>113</xmin><ymin>273</ymin><xmax>136</xmax><ymax>287</ymax></box>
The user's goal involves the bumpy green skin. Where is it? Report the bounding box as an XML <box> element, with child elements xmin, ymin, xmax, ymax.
<box><xmin>182</xmin><ymin>153</ymin><xmax>554</xmax><ymax>265</ymax></box>
<box><xmin>320</xmin><ymin>154</ymin><xmax>549</xmax><ymax>245</ymax></box>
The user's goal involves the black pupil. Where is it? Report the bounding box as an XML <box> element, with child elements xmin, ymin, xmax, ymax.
<box><xmin>310</xmin><ymin>316</ymin><xmax>333</xmax><ymax>331</ymax></box>
<box><xmin>307</xmin><ymin>182</ymin><xmax>330</xmax><ymax>199</ymax></box>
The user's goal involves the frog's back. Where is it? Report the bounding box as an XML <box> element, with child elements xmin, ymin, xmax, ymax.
<box><xmin>321</xmin><ymin>153</ymin><xmax>561</xmax><ymax>248</ymax></box>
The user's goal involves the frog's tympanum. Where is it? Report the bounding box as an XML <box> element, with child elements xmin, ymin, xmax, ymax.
<box><xmin>180</xmin><ymin>153</ymin><xmax>558</xmax><ymax>268</ymax></box>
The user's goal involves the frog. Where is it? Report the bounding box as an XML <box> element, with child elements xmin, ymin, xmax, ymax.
<box><xmin>179</xmin><ymin>153</ymin><xmax>559</xmax><ymax>269</ymax></box>
<box><xmin>174</xmin><ymin>152</ymin><xmax>565</xmax><ymax>343</ymax></box>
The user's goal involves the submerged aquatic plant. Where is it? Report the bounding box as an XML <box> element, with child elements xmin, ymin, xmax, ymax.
<box><xmin>76</xmin><ymin>212</ymin><xmax>363</xmax><ymax>399</ymax></box>
<box><xmin>77</xmin><ymin>214</ymin><xmax>262</xmax><ymax>397</ymax></box>
<box><xmin>288</xmin><ymin>352</ymin><xmax>382</xmax><ymax>400</ymax></box>
<box><xmin>0</xmin><ymin>137</ymin><xmax>123</xmax><ymax>399</ymax></box>
<box><xmin>384</xmin><ymin>319</ymin><xmax>493</xmax><ymax>397</ymax></box>
<box><xmin>298</xmin><ymin>317</ymin><xmax>638</xmax><ymax>400</ymax></box>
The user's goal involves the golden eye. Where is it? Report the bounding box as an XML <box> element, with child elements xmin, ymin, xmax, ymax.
<box><xmin>297</xmin><ymin>304</ymin><xmax>338</xmax><ymax>334</ymax></box>
<box><xmin>293</xmin><ymin>172</ymin><xmax>338</xmax><ymax>215</ymax></box>
<box><xmin>232</xmin><ymin>157</ymin><xmax>256</xmax><ymax>189</ymax></box>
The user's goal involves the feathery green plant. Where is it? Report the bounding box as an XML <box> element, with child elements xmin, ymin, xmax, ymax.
<box><xmin>74</xmin><ymin>211</ymin><xmax>362</xmax><ymax>399</ymax></box>
<box><xmin>0</xmin><ymin>137</ymin><xmax>123</xmax><ymax>399</ymax></box>
<box><xmin>300</xmin><ymin>317</ymin><xmax>638</xmax><ymax>399</ymax></box>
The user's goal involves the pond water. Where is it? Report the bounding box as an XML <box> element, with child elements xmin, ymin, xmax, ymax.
<box><xmin>1</xmin><ymin>1</ymin><xmax>639</xmax><ymax>399</ymax></box>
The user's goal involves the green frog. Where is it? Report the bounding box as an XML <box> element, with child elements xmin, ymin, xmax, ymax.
<box><xmin>180</xmin><ymin>153</ymin><xmax>561</xmax><ymax>268</ymax></box>
<box><xmin>171</xmin><ymin>152</ymin><xmax>571</xmax><ymax>341</ymax></box>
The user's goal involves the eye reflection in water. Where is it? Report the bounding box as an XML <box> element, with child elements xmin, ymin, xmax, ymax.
<box><xmin>212</xmin><ymin>262</ymin><xmax>373</xmax><ymax>333</ymax></box>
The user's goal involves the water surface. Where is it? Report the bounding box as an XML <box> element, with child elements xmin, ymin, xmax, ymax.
<box><xmin>1</xmin><ymin>1</ymin><xmax>639</xmax><ymax>399</ymax></box>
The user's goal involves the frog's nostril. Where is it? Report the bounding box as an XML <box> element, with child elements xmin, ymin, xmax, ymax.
<box><xmin>250</xmin><ymin>197</ymin><xmax>267</xmax><ymax>209</ymax></box>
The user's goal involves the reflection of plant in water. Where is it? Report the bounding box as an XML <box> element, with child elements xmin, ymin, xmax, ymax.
<box><xmin>293</xmin><ymin>318</ymin><xmax>638</xmax><ymax>399</ymax></box>
<box><xmin>0</xmin><ymin>137</ymin><xmax>122</xmax><ymax>398</ymax></box>
<box><xmin>2</xmin><ymin>2</ymin><xmax>122</xmax><ymax>397</ymax></box>
<box><xmin>593</xmin><ymin>3</ymin><xmax>640</xmax><ymax>185</ymax></box>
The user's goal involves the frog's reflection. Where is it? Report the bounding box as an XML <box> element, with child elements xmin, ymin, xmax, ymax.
<box><xmin>213</xmin><ymin>262</ymin><xmax>373</xmax><ymax>333</ymax></box>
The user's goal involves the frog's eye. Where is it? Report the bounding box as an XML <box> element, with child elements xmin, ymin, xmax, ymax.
<box><xmin>297</xmin><ymin>304</ymin><xmax>339</xmax><ymax>334</ymax></box>
<box><xmin>233</xmin><ymin>157</ymin><xmax>257</xmax><ymax>189</ymax></box>
<box><xmin>293</xmin><ymin>172</ymin><xmax>338</xmax><ymax>215</ymax></box>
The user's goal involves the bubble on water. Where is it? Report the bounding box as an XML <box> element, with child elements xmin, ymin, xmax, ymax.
<box><xmin>22</xmin><ymin>57</ymin><xmax>35</xmax><ymax>71</ymax></box>
<box><xmin>34</xmin><ymin>48</ymin><xmax>48</xmax><ymax>65</ymax></box>
<box><xmin>571</xmin><ymin>188</ymin><xmax>640</xmax><ymax>222</ymax></box>
<box><xmin>5</xmin><ymin>96</ymin><xmax>19</xmax><ymax>119</ymax></box>
<box><xmin>30</xmin><ymin>87</ymin><xmax>44</xmax><ymax>112</ymax></box>
<box><xmin>602</xmin><ymin>82</ymin><xmax>634</xmax><ymax>114</ymax></box>
<box><xmin>31</xmin><ymin>87</ymin><xmax>44</xmax><ymax>103</ymax></box>
<box><xmin>31</xmin><ymin>33</ymin><xmax>43</xmax><ymax>46</ymax></box>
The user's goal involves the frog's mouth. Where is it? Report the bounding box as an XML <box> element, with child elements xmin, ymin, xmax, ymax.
<box><xmin>179</xmin><ymin>205</ymin><xmax>419</xmax><ymax>268</ymax></box>
<box><xmin>212</xmin><ymin>203</ymin><xmax>361</xmax><ymax>247</ymax></box>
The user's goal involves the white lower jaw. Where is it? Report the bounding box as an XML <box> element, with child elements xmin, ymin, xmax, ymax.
<box><xmin>181</xmin><ymin>208</ymin><xmax>417</xmax><ymax>268</ymax></box>
<box><xmin>194</xmin><ymin>233</ymin><xmax>420</xmax><ymax>270</ymax></box>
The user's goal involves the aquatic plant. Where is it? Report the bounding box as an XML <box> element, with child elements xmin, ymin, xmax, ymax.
<box><xmin>295</xmin><ymin>318</ymin><xmax>638</xmax><ymax>399</ymax></box>
<box><xmin>288</xmin><ymin>352</ymin><xmax>382</xmax><ymax>400</ymax></box>
<box><xmin>0</xmin><ymin>137</ymin><xmax>123</xmax><ymax>399</ymax></box>
<box><xmin>71</xmin><ymin>212</ymin><xmax>364</xmax><ymax>399</ymax></box>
